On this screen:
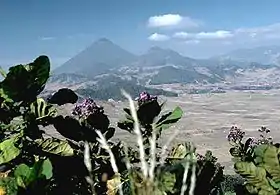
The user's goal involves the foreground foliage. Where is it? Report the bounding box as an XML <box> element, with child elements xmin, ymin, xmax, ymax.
<box><xmin>228</xmin><ymin>127</ymin><xmax>280</xmax><ymax>195</ymax></box>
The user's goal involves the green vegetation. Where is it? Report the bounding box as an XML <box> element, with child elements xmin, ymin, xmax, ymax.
<box><xmin>0</xmin><ymin>56</ymin><xmax>279</xmax><ymax>195</ymax></box>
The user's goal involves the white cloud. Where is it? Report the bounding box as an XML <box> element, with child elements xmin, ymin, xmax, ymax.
<box><xmin>173</xmin><ymin>32</ymin><xmax>193</xmax><ymax>39</ymax></box>
<box><xmin>148</xmin><ymin>33</ymin><xmax>170</xmax><ymax>41</ymax></box>
<box><xmin>40</xmin><ymin>36</ymin><xmax>55</xmax><ymax>41</ymax></box>
<box><xmin>147</xmin><ymin>14</ymin><xmax>200</xmax><ymax>29</ymax></box>
<box><xmin>159</xmin><ymin>23</ymin><xmax>280</xmax><ymax>58</ymax></box>
<box><xmin>173</xmin><ymin>23</ymin><xmax>280</xmax><ymax>43</ymax></box>
<box><xmin>173</xmin><ymin>30</ymin><xmax>233</xmax><ymax>40</ymax></box>
<box><xmin>196</xmin><ymin>30</ymin><xmax>234</xmax><ymax>39</ymax></box>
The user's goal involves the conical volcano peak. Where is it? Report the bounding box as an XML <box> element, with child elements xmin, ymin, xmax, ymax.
<box><xmin>94</xmin><ymin>37</ymin><xmax>114</xmax><ymax>44</ymax></box>
<box><xmin>54</xmin><ymin>37</ymin><xmax>135</xmax><ymax>76</ymax></box>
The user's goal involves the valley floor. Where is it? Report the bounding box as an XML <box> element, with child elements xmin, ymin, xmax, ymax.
<box><xmin>108</xmin><ymin>90</ymin><xmax>280</xmax><ymax>174</ymax></box>
<box><xmin>51</xmin><ymin>90</ymin><xmax>280</xmax><ymax>174</ymax></box>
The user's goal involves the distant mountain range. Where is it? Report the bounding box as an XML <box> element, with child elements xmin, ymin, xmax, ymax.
<box><xmin>45</xmin><ymin>38</ymin><xmax>280</xmax><ymax>100</ymax></box>
<box><xmin>213</xmin><ymin>45</ymin><xmax>280</xmax><ymax>65</ymax></box>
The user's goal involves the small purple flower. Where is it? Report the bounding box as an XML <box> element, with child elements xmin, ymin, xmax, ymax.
<box><xmin>227</xmin><ymin>126</ymin><xmax>245</xmax><ymax>143</ymax></box>
<box><xmin>72</xmin><ymin>97</ymin><xmax>104</xmax><ymax>118</ymax></box>
<box><xmin>136</xmin><ymin>92</ymin><xmax>157</xmax><ymax>105</ymax></box>
<box><xmin>248</xmin><ymin>137</ymin><xmax>259</xmax><ymax>147</ymax></box>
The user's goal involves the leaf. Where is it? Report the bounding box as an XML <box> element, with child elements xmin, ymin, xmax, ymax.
<box><xmin>234</xmin><ymin>162</ymin><xmax>274</xmax><ymax>192</ymax></box>
<box><xmin>261</xmin><ymin>145</ymin><xmax>280</xmax><ymax>182</ymax></box>
<box><xmin>14</xmin><ymin>164</ymin><xmax>34</xmax><ymax>188</ymax></box>
<box><xmin>254</xmin><ymin>144</ymin><xmax>268</xmax><ymax>165</ymax></box>
<box><xmin>30</xmin><ymin>98</ymin><xmax>57</xmax><ymax>120</ymax></box>
<box><xmin>0</xmin><ymin>65</ymin><xmax>30</xmax><ymax>102</ymax></box>
<box><xmin>40</xmin><ymin>159</ymin><xmax>53</xmax><ymax>179</ymax></box>
<box><xmin>123</xmin><ymin>108</ymin><xmax>131</xmax><ymax>116</ymax></box>
<box><xmin>229</xmin><ymin>147</ymin><xmax>241</xmax><ymax>158</ymax></box>
<box><xmin>137</xmin><ymin>100</ymin><xmax>161</xmax><ymax>125</ymax></box>
<box><xmin>170</xmin><ymin>144</ymin><xmax>188</xmax><ymax>159</ymax></box>
<box><xmin>155</xmin><ymin>106</ymin><xmax>183</xmax><ymax>131</ymax></box>
<box><xmin>0</xmin><ymin>137</ymin><xmax>21</xmax><ymax>164</ymax></box>
<box><xmin>0</xmin><ymin>66</ymin><xmax>6</xmax><ymax>78</ymax></box>
<box><xmin>24</xmin><ymin>55</ymin><xmax>50</xmax><ymax>92</ymax></box>
<box><xmin>14</xmin><ymin>159</ymin><xmax>53</xmax><ymax>189</ymax></box>
<box><xmin>268</xmin><ymin>178</ymin><xmax>280</xmax><ymax>189</ymax></box>
<box><xmin>36</xmin><ymin>138</ymin><xmax>74</xmax><ymax>156</ymax></box>
<box><xmin>159</xmin><ymin>172</ymin><xmax>176</xmax><ymax>193</ymax></box>
<box><xmin>0</xmin><ymin>177</ymin><xmax>17</xmax><ymax>195</ymax></box>
<box><xmin>107</xmin><ymin>173</ymin><xmax>121</xmax><ymax>195</ymax></box>
<box><xmin>245</xmin><ymin>184</ymin><xmax>258</xmax><ymax>194</ymax></box>
<box><xmin>47</xmin><ymin>88</ymin><xmax>78</xmax><ymax>105</ymax></box>
<box><xmin>104</xmin><ymin>127</ymin><xmax>115</xmax><ymax>140</ymax></box>
<box><xmin>117</xmin><ymin>120</ymin><xmax>134</xmax><ymax>132</ymax></box>
<box><xmin>0</xmin><ymin>56</ymin><xmax>50</xmax><ymax>103</ymax></box>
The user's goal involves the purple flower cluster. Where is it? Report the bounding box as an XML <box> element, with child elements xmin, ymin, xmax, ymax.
<box><xmin>135</xmin><ymin>92</ymin><xmax>157</xmax><ymax>105</ymax></box>
<box><xmin>72</xmin><ymin>98</ymin><xmax>104</xmax><ymax>118</ymax></box>
<box><xmin>227</xmin><ymin>126</ymin><xmax>245</xmax><ymax>143</ymax></box>
<box><xmin>247</xmin><ymin>127</ymin><xmax>273</xmax><ymax>147</ymax></box>
<box><xmin>257</xmin><ymin>127</ymin><xmax>273</xmax><ymax>144</ymax></box>
<box><xmin>248</xmin><ymin>137</ymin><xmax>260</xmax><ymax>147</ymax></box>
<box><xmin>227</xmin><ymin>126</ymin><xmax>273</xmax><ymax>148</ymax></box>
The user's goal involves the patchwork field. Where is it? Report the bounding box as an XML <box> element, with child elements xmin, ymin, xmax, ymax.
<box><xmin>52</xmin><ymin>90</ymin><xmax>280</xmax><ymax>174</ymax></box>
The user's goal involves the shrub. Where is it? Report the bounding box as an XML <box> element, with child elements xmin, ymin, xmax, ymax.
<box><xmin>227</xmin><ymin>126</ymin><xmax>280</xmax><ymax>195</ymax></box>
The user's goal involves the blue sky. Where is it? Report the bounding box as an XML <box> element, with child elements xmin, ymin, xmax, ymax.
<box><xmin>1</xmin><ymin>0</ymin><xmax>280</xmax><ymax>69</ymax></box>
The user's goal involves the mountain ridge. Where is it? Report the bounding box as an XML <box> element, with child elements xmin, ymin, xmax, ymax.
<box><xmin>47</xmin><ymin>38</ymin><xmax>280</xmax><ymax>100</ymax></box>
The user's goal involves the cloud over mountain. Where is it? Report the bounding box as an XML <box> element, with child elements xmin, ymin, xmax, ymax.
<box><xmin>148</xmin><ymin>33</ymin><xmax>170</xmax><ymax>41</ymax></box>
<box><xmin>173</xmin><ymin>30</ymin><xmax>233</xmax><ymax>40</ymax></box>
<box><xmin>147</xmin><ymin>14</ymin><xmax>201</xmax><ymax>29</ymax></box>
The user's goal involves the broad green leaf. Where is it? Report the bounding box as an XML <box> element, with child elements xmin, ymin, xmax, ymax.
<box><xmin>0</xmin><ymin>137</ymin><xmax>21</xmax><ymax>164</ymax></box>
<box><xmin>234</xmin><ymin>162</ymin><xmax>273</xmax><ymax>192</ymax></box>
<box><xmin>24</xmin><ymin>55</ymin><xmax>50</xmax><ymax>92</ymax></box>
<box><xmin>14</xmin><ymin>164</ymin><xmax>34</xmax><ymax>188</ymax></box>
<box><xmin>155</xmin><ymin>106</ymin><xmax>183</xmax><ymax>131</ymax></box>
<box><xmin>268</xmin><ymin>178</ymin><xmax>280</xmax><ymax>190</ymax></box>
<box><xmin>254</xmin><ymin>144</ymin><xmax>268</xmax><ymax>165</ymax></box>
<box><xmin>40</xmin><ymin>158</ymin><xmax>53</xmax><ymax>179</ymax></box>
<box><xmin>261</xmin><ymin>145</ymin><xmax>280</xmax><ymax>182</ymax></box>
<box><xmin>0</xmin><ymin>56</ymin><xmax>50</xmax><ymax>103</ymax></box>
<box><xmin>14</xmin><ymin>159</ymin><xmax>53</xmax><ymax>189</ymax></box>
<box><xmin>36</xmin><ymin>138</ymin><xmax>74</xmax><ymax>156</ymax></box>
<box><xmin>0</xmin><ymin>65</ymin><xmax>30</xmax><ymax>102</ymax></box>
<box><xmin>30</xmin><ymin>98</ymin><xmax>57</xmax><ymax>120</ymax></box>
